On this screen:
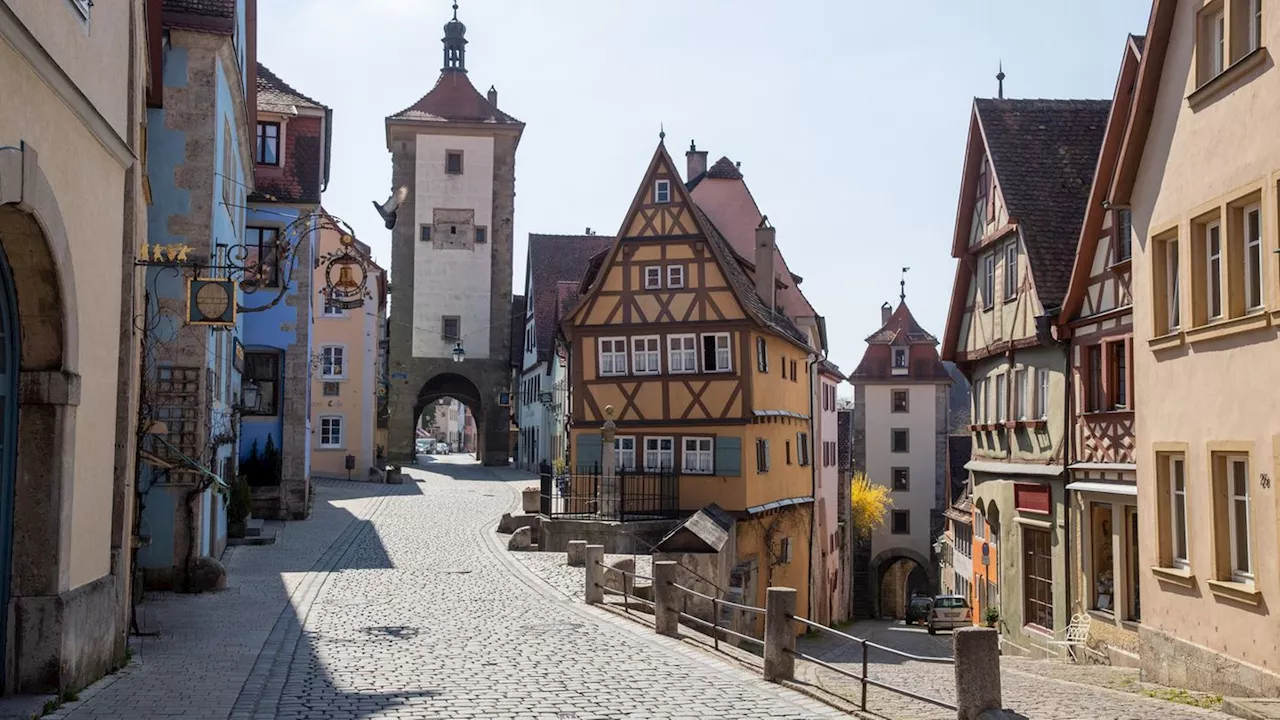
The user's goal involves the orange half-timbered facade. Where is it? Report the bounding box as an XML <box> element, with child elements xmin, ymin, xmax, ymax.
<box><xmin>564</xmin><ymin>142</ymin><xmax>819</xmax><ymax>616</ymax></box>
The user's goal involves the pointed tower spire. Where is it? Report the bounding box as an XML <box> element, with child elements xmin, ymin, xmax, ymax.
<box><xmin>899</xmin><ymin>267</ymin><xmax>911</xmax><ymax>303</ymax></box>
<box><xmin>659</xmin><ymin>123</ymin><xmax>666</xmax><ymax>143</ymax></box>
<box><xmin>442</xmin><ymin>2</ymin><xmax>468</xmax><ymax>72</ymax></box>
<box><xmin>996</xmin><ymin>60</ymin><xmax>1006</xmax><ymax>99</ymax></box>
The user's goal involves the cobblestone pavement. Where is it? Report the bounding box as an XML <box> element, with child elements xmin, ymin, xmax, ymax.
<box><xmin>51</xmin><ymin>457</ymin><xmax>844</xmax><ymax>720</ymax></box>
<box><xmin>795</xmin><ymin>620</ymin><xmax>1231</xmax><ymax>720</ymax></box>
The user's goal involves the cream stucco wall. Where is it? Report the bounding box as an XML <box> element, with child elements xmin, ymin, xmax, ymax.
<box><xmin>311</xmin><ymin>228</ymin><xmax>385</xmax><ymax>479</ymax></box>
<box><xmin>0</xmin><ymin>11</ymin><xmax>131</xmax><ymax>589</ymax></box>
<box><xmin>866</xmin><ymin>383</ymin><xmax>941</xmax><ymax>566</ymax></box>
<box><xmin>1130</xmin><ymin>0</ymin><xmax>1280</xmax><ymax>687</ymax></box>
<box><xmin>412</xmin><ymin>133</ymin><xmax>494</xmax><ymax>360</ymax></box>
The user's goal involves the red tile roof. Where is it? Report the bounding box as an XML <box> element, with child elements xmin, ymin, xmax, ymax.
<box><xmin>257</xmin><ymin>64</ymin><xmax>326</xmax><ymax>113</ymax></box>
<box><xmin>162</xmin><ymin>0</ymin><xmax>235</xmax><ymax>33</ymax></box>
<box><xmin>527</xmin><ymin>234</ymin><xmax>613</xmax><ymax>365</ymax></box>
<box><xmin>851</xmin><ymin>302</ymin><xmax>951</xmax><ymax>382</ymax></box>
<box><xmin>389</xmin><ymin>71</ymin><xmax>522</xmax><ymax>125</ymax></box>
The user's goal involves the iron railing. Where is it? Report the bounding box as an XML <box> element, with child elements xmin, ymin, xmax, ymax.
<box><xmin>539</xmin><ymin>463</ymin><xmax>678</xmax><ymax>521</ymax></box>
<box><xmin>668</xmin><ymin>581</ymin><xmax>765</xmax><ymax>652</ymax></box>
<box><xmin>785</xmin><ymin>615</ymin><xmax>957</xmax><ymax>712</ymax></box>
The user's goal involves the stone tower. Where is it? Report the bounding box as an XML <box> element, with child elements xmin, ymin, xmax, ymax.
<box><xmin>385</xmin><ymin>5</ymin><xmax>522</xmax><ymax>465</ymax></box>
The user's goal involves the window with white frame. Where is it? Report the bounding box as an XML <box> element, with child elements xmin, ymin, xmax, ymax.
<box><xmin>668</xmin><ymin>335</ymin><xmax>697</xmax><ymax>373</ymax></box>
<box><xmin>756</xmin><ymin>337</ymin><xmax>769</xmax><ymax>373</ymax></box>
<box><xmin>755</xmin><ymin>438</ymin><xmax>770</xmax><ymax>472</ymax></box>
<box><xmin>1035</xmin><ymin>368</ymin><xmax>1049</xmax><ymax>420</ymax></box>
<box><xmin>1004</xmin><ymin>242</ymin><xmax>1019</xmax><ymax>300</ymax></box>
<box><xmin>644</xmin><ymin>437</ymin><xmax>674</xmax><ymax>471</ymax></box>
<box><xmin>973</xmin><ymin>378</ymin><xmax>985</xmax><ymax>422</ymax></box>
<box><xmin>796</xmin><ymin>432</ymin><xmax>810</xmax><ymax>466</ymax></box>
<box><xmin>1169</xmin><ymin>454</ymin><xmax>1189</xmax><ymax>568</ymax></box>
<box><xmin>1226</xmin><ymin>455</ymin><xmax>1252</xmax><ymax>582</ymax></box>
<box><xmin>1213</xmin><ymin>9</ymin><xmax>1226</xmax><ymax>75</ymax></box>
<box><xmin>892</xmin><ymin>347</ymin><xmax>908</xmax><ymax>370</ymax></box>
<box><xmin>983</xmin><ymin>253</ymin><xmax>996</xmax><ymax>306</ymax></box>
<box><xmin>995</xmin><ymin>373</ymin><xmax>1007</xmax><ymax>423</ymax></box>
<box><xmin>654</xmin><ymin>179</ymin><xmax>671</xmax><ymax>204</ymax></box>
<box><xmin>615</xmin><ymin>436</ymin><xmax>636</xmax><ymax>471</ymax></box>
<box><xmin>1244</xmin><ymin>204</ymin><xmax>1263</xmax><ymax>311</ymax></box>
<box><xmin>701</xmin><ymin>333</ymin><xmax>732</xmax><ymax>373</ymax></box>
<box><xmin>667</xmin><ymin>265</ymin><xmax>685</xmax><ymax>289</ymax></box>
<box><xmin>1207</xmin><ymin>220</ymin><xmax>1224</xmax><ymax>320</ymax></box>
<box><xmin>682</xmin><ymin>437</ymin><xmax>713</xmax><ymax>474</ymax></box>
<box><xmin>632</xmin><ymin>336</ymin><xmax>661</xmax><ymax>375</ymax></box>
<box><xmin>1014</xmin><ymin>368</ymin><xmax>1028</xmax><ymax>420</ymax></box>
<box><xmin>645</xmin><ymin>266</ymin><xmax>662</xmax><ymax>290</ymax></box>
<box><xmin>598</xmin><ymin>338</ymin><xmax>627</xmax><ymax>376</ymax></box>
<box><xmin>1167</xmin><ymin>238</ymin><xmax>1181</xmax><ymax>330</ymax></box>
<box><xmin>1116</xmin><ymin>209</ymin><xmax>1133</xmax><ymax>262</ymax></box>
<box><xmin>319</xmin><ymin>416</ymin><xmax>344</xmax><ymax>448</ymax></box>
<box><xmin>322</xmin><ymin>298</ymin><xmax>346</xmax><ymax>317</ymax></box>
<box><xmin>320</xmin><ymin>346</ymin><xmax>345</xmax><ymax>379</ymax></box>
<box><xmin>1251</xmin><ymin>0</ymin><xmax>1264</xmax><ymax>52</ymax></box>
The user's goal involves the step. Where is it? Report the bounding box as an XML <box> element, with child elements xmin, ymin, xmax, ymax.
<box><xmin>1223</xmin><ymin>698</ymin><xmax>1280</xmax><ymax>720</ymax></box>
<box><xmin>228</xmin><ymin>531</ymin><xmax>277</xmax><ymax>547</ymax></box>
<box><xmin>244</xmin><ymin>518</ymin><xmax>265</xmax><ymax>537</ymax></box>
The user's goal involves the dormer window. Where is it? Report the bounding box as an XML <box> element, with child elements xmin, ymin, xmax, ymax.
<box><xmin>892</xmin><ymin>347</ymin><xmax>909</xmax><ymax>375</ymax></box>
<box><xmin>654</xmin><ymin>179</ymin><xmax>671</xmax><ymax>204</ymax></box>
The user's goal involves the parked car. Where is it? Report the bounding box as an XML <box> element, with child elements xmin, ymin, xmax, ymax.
<box><xmin>414</xmin><ymin>439</ymin><xmax>430</xmax><ymax>454</ymax></box>
<box><xmin>435</xmin><ymin>442</ymin><xmax>450</xmax><ymax>455</ymax></box>
<box><xmin>905</xmin><ymin>595</ymin><xmax>933</xmax><ymax>625</ymax></box>
<box><xmin>927</xmin><ymin>594</ymin><xmax>972</xmax><ymax>634</ymax></box>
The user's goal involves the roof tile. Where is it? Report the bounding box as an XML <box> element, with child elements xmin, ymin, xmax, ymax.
<box><xmin>976</xmin><ymin>99</ymin><xmax>1110</xmax><ymax>308</ymax></box>
<box><xmin>257</xmin><ymin>63</ymin><xmax>326</xmax><ymax>113</ymax></box>
<box><xmin>390</xmin><ymin>71</ymin><xmax>522</xmax><ymax>125</ymax></box>
<box><xmin>528</xmin><ymin>235</ymin><xmax>613</xmax><ymax>365</ymax></box>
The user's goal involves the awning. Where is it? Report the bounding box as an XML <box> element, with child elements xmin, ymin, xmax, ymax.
<box><xmin>1065</xmin><ymin>481</ymin><xmax>1136</xmax><ymax>497</ymax></box>
<box><xmin>746</xmin><ymin>496</ymin><xmax>814</xmax><ymax>516</ymax></box>
<box><xmin>1068</xmin><ymin>462</ymin><xmax>1137</xmax><ymax>472</ymax></box>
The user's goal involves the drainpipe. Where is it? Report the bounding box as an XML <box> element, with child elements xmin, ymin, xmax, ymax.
<box><xmin>1037</xmin><ymin>309</ymin><xmax>1071</xmax><ymax>628</ymax></box>
<box><xmin>807</xmin><ymin>351</ymin><xmax>822</xmax><ymax>620</ymax></box>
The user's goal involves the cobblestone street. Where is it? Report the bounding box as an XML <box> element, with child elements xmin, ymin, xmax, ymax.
<box><xmin>48</xmin><ymin>458</ymin><xmax>842</xmax><ymax>720</ymax></box>
<box><xmin>795</xmin><ymin>620</ymin><xmax>1232</xmax><ymax>720</ymax></box>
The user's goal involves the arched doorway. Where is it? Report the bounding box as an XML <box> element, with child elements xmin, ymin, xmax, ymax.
<box><xmin>869</xmin><ymin>548</ymin><xmax>935</xmax><ymax>620</ymax></box>
<box><xmin>0</xmin><ymin>142</ymin><xmax>92</xmax><ymax>692</ymax></box>
<box><xmin>413</xmin><ymin>373</ymin><xmax>485</xmax><ymax>461</ymax></box>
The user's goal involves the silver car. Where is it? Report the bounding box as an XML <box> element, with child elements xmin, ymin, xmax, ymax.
<box><xmin>927</xmin><ymin>595</ymin><xmax>972</xmax><ymax>634</ymax></box>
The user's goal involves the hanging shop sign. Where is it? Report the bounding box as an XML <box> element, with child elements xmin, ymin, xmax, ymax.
<box><xmin>319</xmin><ymin>233</ymin><xmax>371</xmax><ymax>311</ymax></box>
<box><xmin>187</xmin><ymin>277</ymin><xmax>237</xmax><ymax>327</ymax></box>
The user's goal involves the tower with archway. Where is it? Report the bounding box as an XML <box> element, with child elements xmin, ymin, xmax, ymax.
<box><xmin>384</xmin><ymin>4</ymin><xmax>523</xmax><ymax>466</ymax></box>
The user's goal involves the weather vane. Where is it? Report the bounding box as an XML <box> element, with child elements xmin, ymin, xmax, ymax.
<box><xmin>900</xmin><ymin>267</ymin><xmax>910</xmax><ymax>303</ymax></box>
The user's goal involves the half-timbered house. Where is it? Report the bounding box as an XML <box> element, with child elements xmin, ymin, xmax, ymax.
<box><xmin>941</xmin><ymin>97</ymin><xmax>1109</xmax><ymax>653</ymax></box>
<box><xmin>563</xmin><ymin>141</ymin><xmax>818</xmax><ymax>616</ymax></box>
<box><xmin>1057</xmin><ymin>36</ymin><xmax>1143</xmax><ymax>663</ymax></box>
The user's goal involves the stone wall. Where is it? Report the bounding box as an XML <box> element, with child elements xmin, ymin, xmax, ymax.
<box><xmin>1141</xmin><ymin>624</ymin><xmax>1280</xmax><ymax>698</ymax></box>
<box><xmin>541</xmin><ymin>518</ymin><xmax>679</xmax><ymax>554</ymax></box>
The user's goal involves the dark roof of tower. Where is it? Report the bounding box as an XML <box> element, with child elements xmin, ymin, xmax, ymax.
<box><xmin>528</xmin><ymin>235</ymin><xmax>613</xmax><ymax>364</ymax></box>
<box><xmin>389</xmin><ymin>72</ymin><xmax>522</xmax><ymax>125</ymax></box>
<box><xmin>975</xmin><ymin>98</ymin><xmax>1110</xmax><ymax>307</ymax></box>
<box><xmin>706</xmin><ymin>156</ymin><xmax>743</xmax><ymax>179</ymax></box>
<box><xmin>864</xmin><ymin>302</ymin><xmax>938</xmax><ymax>345</ymax></box>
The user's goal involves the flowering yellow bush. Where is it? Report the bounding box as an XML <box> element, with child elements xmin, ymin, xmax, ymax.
<box><xmin>849</xmin><ymin>471</ymin><xmax>892</xmax><ymax>538</ymax></box>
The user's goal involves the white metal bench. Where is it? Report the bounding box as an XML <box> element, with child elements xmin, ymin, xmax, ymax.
<box><xmin>1048</xmin><ymin>613</ymin><xmax>1092</xmax><ymax>662</ymax></box>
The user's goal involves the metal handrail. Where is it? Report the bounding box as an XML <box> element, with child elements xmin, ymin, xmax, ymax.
<box><xmin>595</xmin><ymin>561</ymin><xmax>652</xmax><ymax>582</ymax></box>
<box><xmin>784</xmin><ymin>613</ymin><xmax>957</xmax><ymax>712</ymax></box>
<box><xmin>785</xmin><ymin>648</ymin><xmax>957</xmax><ymax>711</ymax></box>
<box><xmin>666</xmin><ymin>581</ymin><xmax>767</xmax><ymax>652</ymax></box>
<box><xmin>787</xmin><ymin>615</ymin><xmax>953</xmax><ymax>663</ymax></box>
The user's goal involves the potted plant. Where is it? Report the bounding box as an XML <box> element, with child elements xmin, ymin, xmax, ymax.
<box><xmin>984</xmin><ymin>606</ymin><xmax>1000</xmax><ymax>628</ymax></box>
<box><xmin>227</xmin><ymin>474</ymin><xmax>252</xmax><ymax>538</ymax></box>
<box><xmin>522</xmin><ymin>485</ymin><xmax>540</xmax><ymax>513</ymax></box>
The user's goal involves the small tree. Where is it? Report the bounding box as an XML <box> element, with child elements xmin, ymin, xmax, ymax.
<box><xmin>849</xmin><ymin>471</ymin><xmax>892</xmax><ymax>538</ymax></box>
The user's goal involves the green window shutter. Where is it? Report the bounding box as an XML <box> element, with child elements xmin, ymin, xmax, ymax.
<box><xmin>575</xmin><ymin>434</ymin><xmax>603</xmax><ymax>471</ymax></box>
<box><xmin>714</xmin><ymin>436</ymin><xmax>741</xmax><ymax>477</ymax></box>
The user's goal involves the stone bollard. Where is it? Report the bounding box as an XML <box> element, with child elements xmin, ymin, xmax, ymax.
<box><xmin>763</xmin><ymin>586</ymin><xmax>797</xmax><ymax>681</ymax></box>
<box><xmin>566</xmin><ymin>540</ymin><xmax>587</xmax><ymax>567</ymax></box>
<box><xmin>584</xmin><ymin>545</ymin><xmax>604</xmax><ymax>605</ymax></box>
<box><xmin>653</xmin><ymin>561</ymin><xmax>678</xmax><ymax>635</ymax></box>
<box><xmin>954</xmin><ymin>626</ymin><xmax>1002</xmax><ymax>720</ymax></box>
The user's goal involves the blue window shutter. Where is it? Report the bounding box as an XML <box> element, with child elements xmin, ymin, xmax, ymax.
<box><xmin>575</xmin><ymin>434</ymin><xmax>603</xmax><ymax>471</ymax></box>
<box><xmin>715</xmin><ymin>437</ymin><xmax>741</xmax><ymax>477</ymax></box>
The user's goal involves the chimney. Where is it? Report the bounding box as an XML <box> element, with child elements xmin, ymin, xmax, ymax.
<box><xmin>755</xmin><ymin>218</ymin><xmax>777</xmax><ymax>310</ymax></box>
<box><xmin>686</xmin><ymin>140</ymin><xmax>708</xmax><ymax>181</ymax></box>
<box><xmin>487</xmin><ymin>85</ymin><xmax>498</xmax><ymax>106</ymax></box>
<box><xmin>881</xmin><ymin>302</ymin><xmax>892</xmax><ymax>325</ymax></box>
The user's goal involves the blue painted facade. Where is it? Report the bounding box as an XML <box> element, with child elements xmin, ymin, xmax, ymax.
<box><xmin>136</xmin><ymin>4</ymin><xmax>255</xmax><ymax>586</ymax></box>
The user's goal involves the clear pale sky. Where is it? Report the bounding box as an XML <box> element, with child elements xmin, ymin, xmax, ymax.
<box><xmin>257</xmin><ymin>0</ymin><xmax>1153</xmax><ymax>377</ymax></box>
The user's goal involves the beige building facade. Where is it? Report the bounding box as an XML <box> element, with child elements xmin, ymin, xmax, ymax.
<box><xmin>0</xmin><ymin>0</ymin><xmax>148</xmax><ymax>692</ymax></box>
<box><xmin>1122</xmin><ymin>0</ymin><xmax>1280</xmax><ymax>696</ymax></box>
<box><xmin>311</xmin><ymin>226</ymin><xmax>386</xmax><ymax>480</ymax></box>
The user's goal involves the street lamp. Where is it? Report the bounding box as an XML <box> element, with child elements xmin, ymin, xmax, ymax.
<box><xmin>239</xmin><ymin>381</ymin><xmax>261</xmax><ymax>414</ymax></box>
<box><xmin>451</xmin><ymin>341</ymin><xmax>465</xmax><ymax>363</ymax></box>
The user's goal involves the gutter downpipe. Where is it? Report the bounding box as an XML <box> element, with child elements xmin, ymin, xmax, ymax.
<box><xmin>1037</xmin><ymin>308</ymin><xmax>1071</xmax><ymax>630</ymax></box>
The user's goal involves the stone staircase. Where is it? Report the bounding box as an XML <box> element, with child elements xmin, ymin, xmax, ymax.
<box><xmin>228</xmin><ymin>517</ymin><xmax>277</xmax><ymax>547</ymax></box>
